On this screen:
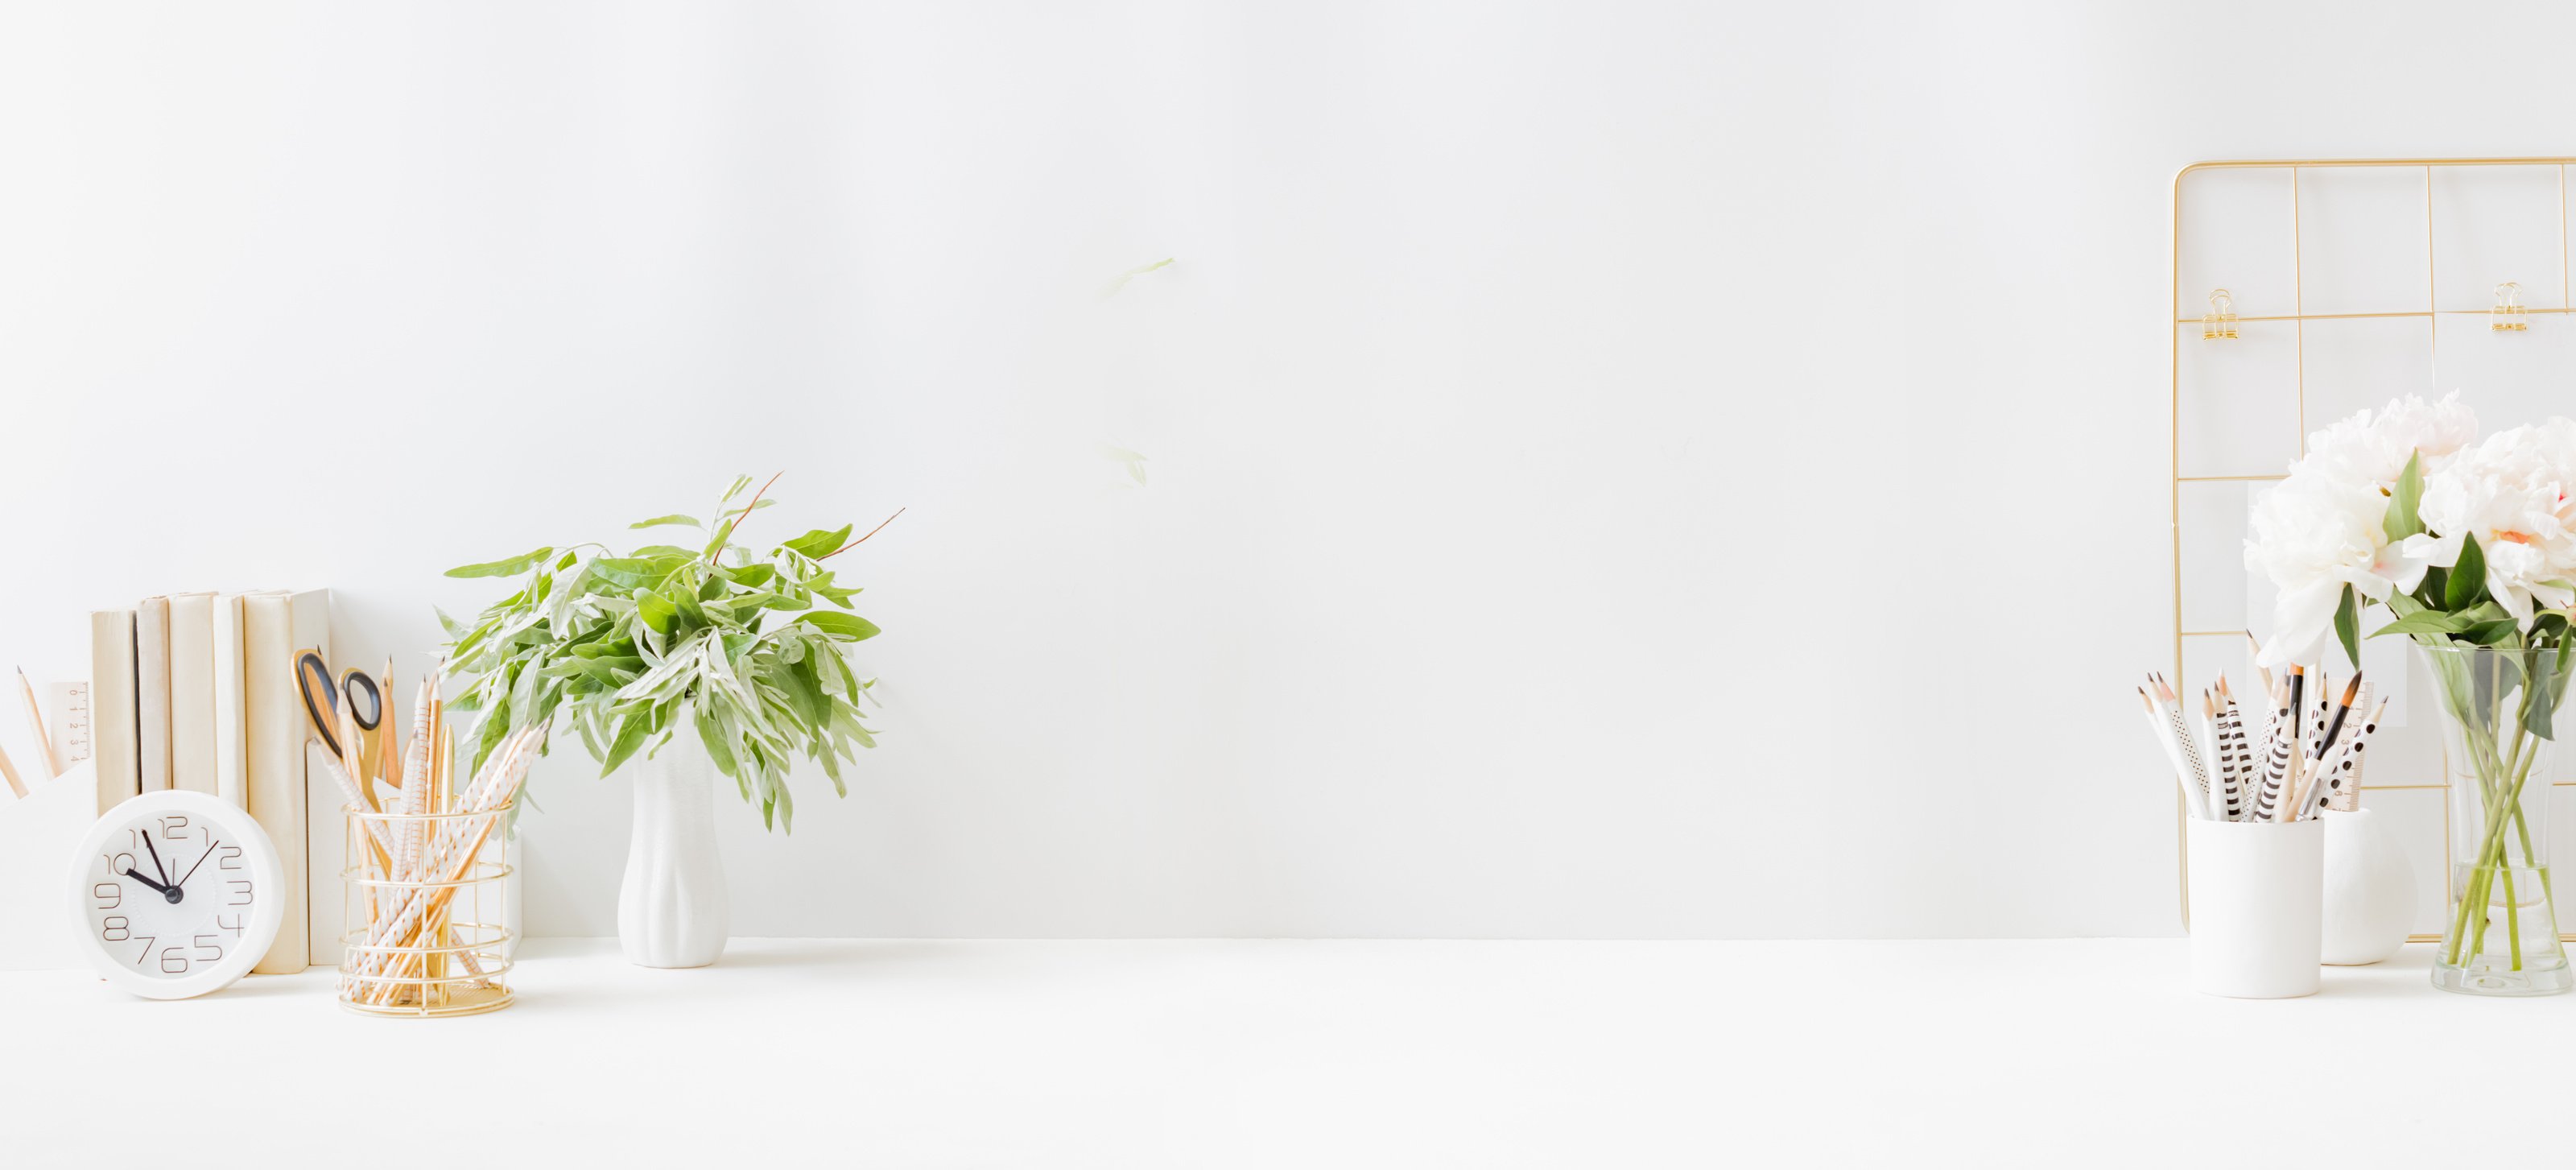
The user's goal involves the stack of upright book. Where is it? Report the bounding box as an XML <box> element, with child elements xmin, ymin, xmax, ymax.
<box><xmin>89</xmin><ymin>589</ymin><xmax>336</xmax><ymax>973</ymax></box>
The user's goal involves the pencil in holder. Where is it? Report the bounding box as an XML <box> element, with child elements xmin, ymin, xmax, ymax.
<box><xmin>2185</xmin><ymin>817</ymin><xmax>2322</xmax><ymax>998</ymax></box>
<box><xmin>338</xmin><ymin>801</ymin><xmax>517</xmax><ymax>1017</ymax></box>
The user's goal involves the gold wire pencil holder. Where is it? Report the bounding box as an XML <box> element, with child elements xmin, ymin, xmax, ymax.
<box><xmin>338</xmin><ymin>801</ymin><xmax>517</xmax><ymax>1018</ymax></box>
<box><xmin>2169</xmin><ymin>156</ymin><xmax>2576</xmax><ymax>942</ymax></box>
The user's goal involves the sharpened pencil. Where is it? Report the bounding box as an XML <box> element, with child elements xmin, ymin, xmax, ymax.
<box><xmin>15</xmin><ymin>667</ymin><xmax>56</xmax><ymax>779</ymax></box>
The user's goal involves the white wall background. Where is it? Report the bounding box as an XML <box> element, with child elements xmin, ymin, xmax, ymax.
<box><xmin>2</xmin><ymin>0</ymin><xmax>2565</xmax><ymax>938</ymax></box>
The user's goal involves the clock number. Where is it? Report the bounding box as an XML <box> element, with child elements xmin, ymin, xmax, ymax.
<box><xmin>93</xmin><ymin>884</ymin><xmax>120</xmax><ymax>909</ymax></box>
<box><xmin>217</xmin><ymin>914</ymin><xmax>244</xmax><ymax>937</ymax></box>
<box><xmin>159</xmin><ymin>814</ymin><xmax>189</xmax><ymax>841</ymax></box>
<box><xmin>193</xmin><ymin>935</ymin><xmax>221</xmax><ymax>961</ymax></box>
<box><xmin>217</xmin><ymin>842</ymin><xmax>242</xmax><ymax>870</ymax></box>
<box><xmin>226</xmin><ymin>880</ymin><xmax>254</xmax><ymax>906</ymax></box>
<box><xmin>99</xmin><ymin>916</ymin><xmax>129</xmax><ymax>941</ymax></box>
<box><xmin>159</xmin><ymin>947</ymin><xmax>188</xmax><ymax>974</ymax></box>
<box><xmin>132</xmin><ymin>936</ymin><xmax>156</xmax><ymax>965</ymax></box>
<box><xmin>105</xmin><ymin>851</ymin><xmax>134</xmax><ymax>878</ymax></box>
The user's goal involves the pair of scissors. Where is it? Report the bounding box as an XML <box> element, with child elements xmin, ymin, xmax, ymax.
<box><xmin>296</xmin><ymin>650</ymin><xmax>384</xmax><ymax>779</ymax></box>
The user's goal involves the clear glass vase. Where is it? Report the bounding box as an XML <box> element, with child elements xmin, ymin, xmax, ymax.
<box><xmin>2424</xmin><ymin>643</ymin><xmax>2574</xmax><ymax>996</ymax></box>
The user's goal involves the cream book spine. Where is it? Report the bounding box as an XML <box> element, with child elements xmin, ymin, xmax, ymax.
<box><xmin>304</xmin><ymin>740</ymin><xmax>345</xmax><ymax>965</ymax></box>
<box><xmin>287</xmin><ymin>589</ymin><xmax>337</xmax><ymax>966</ymax></box>
<box><xmin>212</xmin><ymin>594</ymin><xmax>249</xmax><ymax>808</ymax></box>
<box><xmin>242</xmin><ymin>591</ymin><xmax>309</xmax><ymax>974</ymax></box>
<box><xmin>134</xmin><ymin>596</ymin><xmax>171</xmax><ymax>793</ymax></box>
<box><xmin>167</xmin><ymin>592</ymin><xmax>216</xmax><ymax>796</ymax></box>
<box><xmin>88</xmin><ymin>610</ymin><xmax>140</xmax><ymax>814</ymax></box>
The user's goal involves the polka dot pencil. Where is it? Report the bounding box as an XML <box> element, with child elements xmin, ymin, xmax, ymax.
<box><xmin>2299</xmin><ymin>698</ymin><xmax>2384</xmax><ymax>821</ymax></box>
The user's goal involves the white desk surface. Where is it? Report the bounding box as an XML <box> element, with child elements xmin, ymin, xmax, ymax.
<box><xmin>0</xmin><ymin>938</ymin><xmax>2553</xmax><ymax>1167</ymax></box>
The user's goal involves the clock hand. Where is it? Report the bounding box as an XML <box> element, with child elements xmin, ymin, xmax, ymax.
<box><xmin>176</xmin><ymin>838</ymin><xmax>221</xmax><ymax>889</ymax></box>
<box><xmin>139</xmin><ymin>831</ymin><xmax>173</xmax><ymax>887</ymax></box>
<box><xmin>119</xmin><ymin>867</ymin><xmax>181</xmax><ymax>903</ymax></box>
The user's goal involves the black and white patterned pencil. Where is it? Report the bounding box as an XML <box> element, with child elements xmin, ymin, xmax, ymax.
<box><xmin>2300</xmin><ymin>697</ymin><xmax>2385</xmax><ymax>821</ymax></box>
<box><xmin>2326</xmin><ymin>694</ymin><xmax>2380</xmax><ymax>814</ymax></box>
<box><xmin>2252</xmin><ymin>679</ymin><xmax>2295</xmax><ymax>821</ymax></box>
<box><xmin>2202</xmin><ymin>690</ymin><xmax>2242</xmax><ymax>821</ymax></box>
<box><xmin>2151</xmin><ymin>674</ymin><xmax>2208</xmax><ymax>804</ymax></box>
<box><xmin>2218</xmin><ymin>676</ymin><xmax>2257</xmax><ymax>810</ymax></box>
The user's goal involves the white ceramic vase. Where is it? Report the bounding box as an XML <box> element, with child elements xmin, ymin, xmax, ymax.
<box><xmin>617</xmin><ymin>740</ymin><xmax>729</xmax><ymax>968</ymax></box>
<box><xmin>2320</xmin><ymin>808</ymin><xmax>2416</xmax><ymax>966</ymax></box>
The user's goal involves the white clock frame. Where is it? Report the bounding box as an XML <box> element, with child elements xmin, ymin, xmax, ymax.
<box><xmin>66</xmin><ymin>790</ymin><xmax>285</xmax><ymax>999</ymax></box>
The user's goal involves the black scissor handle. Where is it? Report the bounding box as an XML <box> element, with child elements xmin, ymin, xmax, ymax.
<box><xmin>295</xmin><ymin>651</ymin><xmax>343</xmax><ymax>758</ymax></box>
<box><xmin>342</xmin><ymin>670</ymin><xmax>382</xmax><ymax>731</ymax></box>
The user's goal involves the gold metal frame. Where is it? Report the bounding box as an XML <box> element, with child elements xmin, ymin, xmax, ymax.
<box><xmin>2170</xmin><ymin>156</ymin><xmax>2576</xmax><ymax>942</ymax></box>
<box><xmin>337</xmin><ymin>802</ymin><xmax>517</xmax><ymax>1018</ymax></box>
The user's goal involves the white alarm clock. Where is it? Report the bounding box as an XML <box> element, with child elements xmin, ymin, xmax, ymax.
<box><xmin>67</xmin><ymin>791</ymin><xmax>285</xmax><ymax>999</ymax></box>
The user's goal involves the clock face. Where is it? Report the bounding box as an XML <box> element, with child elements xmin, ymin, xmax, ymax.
<box><xmin>68</xmin><ymin>791</ymin><xmax>284</xmax><ymax>999</ymax></box>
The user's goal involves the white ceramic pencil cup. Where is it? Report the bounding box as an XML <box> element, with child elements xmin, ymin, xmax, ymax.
<box><xmin>2186</xmin><ymin>817</ymin><xmax>2323</xmax><ymax>998</ymax></box>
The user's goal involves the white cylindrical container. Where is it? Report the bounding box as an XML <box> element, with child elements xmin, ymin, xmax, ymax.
<box><xmin>2186</xmin><ymin>817</ymin><xmax>2323</xmax><ymax>998</ymax></box>
<box><xmin>2320</xmin><ymin>808</ymin><xmax>2415</xmax><ymax>965</ymax></box>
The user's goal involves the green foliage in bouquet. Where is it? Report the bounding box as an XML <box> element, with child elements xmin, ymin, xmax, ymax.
<box><xmin>2359</xmin><ymin>452</ymin><xmax>2576</xmax><ymax>739</ymax></box>
<box><xmin>439</xmin><ymin>474</ymin><xmax>890</xmax><ymax>830</ymax></box>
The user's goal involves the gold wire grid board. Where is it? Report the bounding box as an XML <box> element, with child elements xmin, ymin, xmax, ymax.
<box><xmin>2169</xmin><ymin>156</ymin><xmax>2576</xmax><ymax>942</ymax></box>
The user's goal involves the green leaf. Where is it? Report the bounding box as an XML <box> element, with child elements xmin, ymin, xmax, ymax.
<box><xmin>2417</xmin><ymin>567</ymin><xmax>2449</xmax><ymax>610</ymax></box>
<box><xmin>445</xmin><ymin>548</ymin><xmax>554</xmax><ymax>578</ymax></box>
<box><xmin>2462</xmin><ymin>619</ymin><xmax>2521</xmax><ymax>646</ymax></box>
<box><xmin>721</xmin><ymin>564</ymin><xmax>776</xmax><ymax>588</ymax></box>
<box><xmin>637</xmin><ymin>590</ymin><xmax>679</xmax><ymax>635</ymax></box>
<box><xmin>630</xmin><ymin>515</ymin><xmax>702</xmax><ymax>530</ymax></box>
<box><xmin>2334</xmin><ymin>585</ymin><xmax>2360</xmax><ymax>669</ymax></box>
<box><xmin>796</xmin><ymin>611</ymin><xmax>881</xmax><ymax>641</ymax></box>
<box><xmin>695</xmin><ymin>703</ymin><xmax>739</xmax><ymax>775</ymax></box>
<box><xmin>2449</xmin><ymin>535</ymin><xmax>2488</xmax><ymax>610</ymax></box>
<box><xmin>781</xmin><ymin>657</ymin><xmax>830</xmax><ymax>725</ymax></box>
<box><xmin>2539</xmin><ymin>638</ymin><xmax>2575</xmax><ymax>742</ymax></box>
<box><xmin>592</xmin><ymin>556</ymin><xmax>688</xmax><ymax>589</ymax></box>
<box><xmin>719</xmin><ymin>474</ymin><xmax>753</xmax><ymax>504</ymax></box>
<box><xmin>2372</xmin><ymin>610</ymin><xmax>2477</xmax><ymax>638</ymax></box>
<box><xmin>2384</xmin><ymin>451</ymin><xmax>2425</xmax><ymax>543</ymax></box>
<box><xmin>2386</xmin><ymin>593</ymin><xmax>2425</xmax><ymax>618</ymax></box>
<box><xmin>782</xmin><ymin>525</ymin><xmax>853</xmax><ymax>560</ymax></box>
<box><xmin>599</xmin><ymin>714</ymin><xmax>649</xmax><ymax>776</ymax></box>
<box><xmin>671</xmin><ymin>589</ymin><xmax>708</xmax><ymax>628</ymax></box>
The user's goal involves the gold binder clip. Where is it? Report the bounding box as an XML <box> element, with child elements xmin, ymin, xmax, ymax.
<box><xmin>2494</xmin><ymin>282</ymin><xmax>2530</xmax><ymax>332</ymax></box>
<box><xmin>2202</xmin><ymin>289</ymin><xmax>2239</xmax><ymax>340</ymax></box>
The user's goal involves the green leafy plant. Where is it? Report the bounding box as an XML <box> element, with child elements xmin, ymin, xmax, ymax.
<box><xmin>439</xmin><ymin>474</ymin><xmax>896</xmax><ymax>830</ymax></box>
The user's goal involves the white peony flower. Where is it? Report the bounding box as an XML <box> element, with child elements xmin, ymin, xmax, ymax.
<box><xmin>2245</xmin><ymin>470</ymin><xmax>2439</xmax><ymax>667</ymax></box>
<box><xmin>2419</xmin><ymin>419</ymin><xmax>2576</xmax><ymax>625</ymax></box>
<box><xmin>2296</xmin><ymin>391</ymin><xmax>2479</xmax><ymax>488</ymax></box>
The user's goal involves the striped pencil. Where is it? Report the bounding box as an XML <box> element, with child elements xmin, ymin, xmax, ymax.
<box><xmin>2202</xmin><ymin>690</ymin><xmax>2242</xmax><ymax>821</ymax></box>
<box><xmin>2217</xmin><ymin>676</ymin><xmax>2257</xmax><ymax>807</ymax></box>
<box><xmin>2252</xmin><ymin>680</ymin><xmax>2295</xmax><ymax>821</ymax></box>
